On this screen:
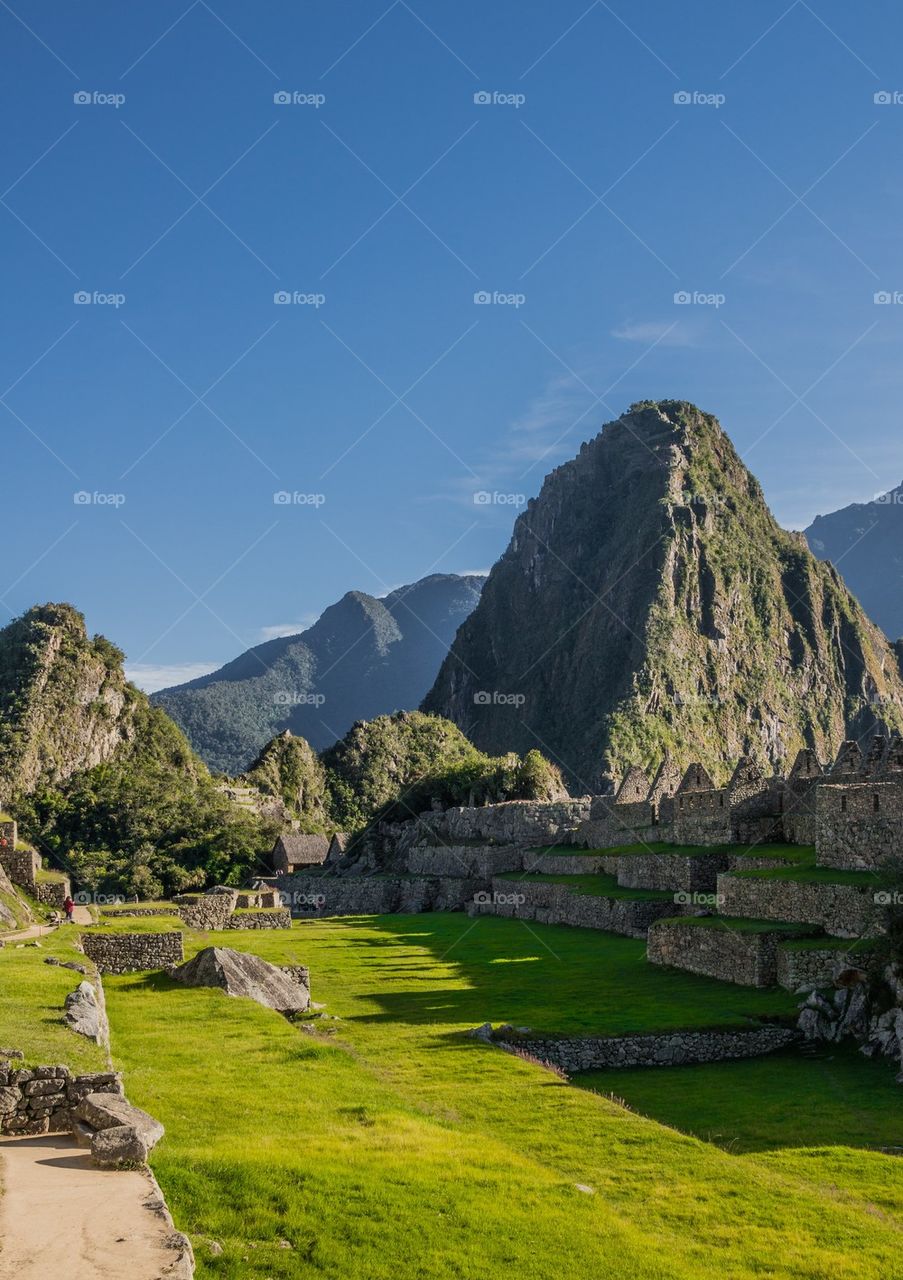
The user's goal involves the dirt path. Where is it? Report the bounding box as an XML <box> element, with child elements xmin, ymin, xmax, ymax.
<box><xmin>0</xmin><ymin>1135</ymin><xmax>192</xmax><ymax>1279</ymax></box>
<box><xmin>1</xmin><ymin>905</ymin><xmax>92</xmax><ymax>944</ymax></box>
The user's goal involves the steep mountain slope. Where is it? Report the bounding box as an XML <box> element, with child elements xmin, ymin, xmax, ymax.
<box><xmin>424</xmin><ymin>401</ymin><xmax>903</xmax><ymax>788</ymax></box>
<box><xmin>152</xmin><ymin>574</ymin><xmax>485</xmax><ymax>773</ymax></box>
<box><xmin>0</xmin><ymin>604</ymin><xmax>276</xmax><ymax>896</ymax></box>
<box><xmin>805</xmin><ymin>483</ymin><xmax>903</xmax><ymax>641</ymax></box>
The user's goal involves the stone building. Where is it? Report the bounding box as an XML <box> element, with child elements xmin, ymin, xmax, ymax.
<box><xmin>271</xmin><ymin>833</ymin><xmax>331</xmax><ymax>875</ymax></box>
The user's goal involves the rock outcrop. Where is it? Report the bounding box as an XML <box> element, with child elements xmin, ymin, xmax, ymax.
<box><xmin>424</xmin><ymin>401</ymin><xmax>903</xmax><ymax>787</ymax></box>
<box><xmin>64</xmin><ymin>980</ymin><xmax>109</xmax><ymax>1046</ymax></box>
<box><xmin>170</xmin><ymin>946</ymin><xmax>311</xmax><ymax>1014</ymax></box>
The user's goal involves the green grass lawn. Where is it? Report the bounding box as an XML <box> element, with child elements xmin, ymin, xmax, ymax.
<box><xmin>97</xmin><ymin>914</ymin><xmax>903</xmax><ymax>1279</ymax></box>
<box><xmin>574</xmin><ymin>1042</ymin><xmax>903</xmax><ymax>1153</ymax></box>
<box><xmin>0</xmin><ymin>925</ymin><xmax>106</xmax><ymax>1070</ymax></box>
<box><xmin>495</xmin><ymin>870</ymin><xmax>675</xmax><ymax>902</ymax></box>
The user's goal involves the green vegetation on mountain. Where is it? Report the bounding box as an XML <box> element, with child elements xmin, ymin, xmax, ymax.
<box><xmin>425</xmin><ymin>401</ymin><xmax>903</xmax><ymax>787</ymax></box>
<box><xmin>245</xmin><ymin>711</ymin><xmax>568</xmax><ymax>834</ymax></box>
<box><xmin>152</xmin><ymin>574</ymin><xmax>484</xmax><ymax>773</ymax></box>
<box><xmin>0</xmin><ymin>604</ymin><xmax>278</xmax><ymax>898</ymax></box>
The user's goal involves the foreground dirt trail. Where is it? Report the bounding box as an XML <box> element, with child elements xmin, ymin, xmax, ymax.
<box><xmin>0</xmin><ymin>1134</ymin><xmax>191</xmax><ymax>1279</ymax></box>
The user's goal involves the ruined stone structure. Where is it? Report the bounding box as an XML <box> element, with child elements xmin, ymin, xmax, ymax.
<box><xmin>0</xmin><ymin>1063</ymin><xmax>122</xmax><ymax>1136</ymax></box>
<box><xmin>79</xmin><ymin>931</ymin><xmax>185</xmax><ymax>973</ymax></box>
<box><xmin>0</xmin><ymin>817</ymin><xmax>71</xmax><ymax>905</ymax></box>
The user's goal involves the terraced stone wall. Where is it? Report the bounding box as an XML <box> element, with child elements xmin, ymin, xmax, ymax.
<box><xmin>479</xmin><ymin>878</ymin><xmax>676</xmax><ymax>939</ymax></box>
<box><xmin>282</xmin><ymin>874</ymin><xmax>486</xmax><ymax>916</ymax></box>
<box><xmin>494</xmin><ymin>1025</ymin><xmax>798</xmax><ymax>1071</ymax></box>
<box><xmin>80</xmin><ymin>931</ymin><xmax>185</xmax><ymax>973</ymax></box>
<box><xmin>716</xmin><ymin>872</ymin><xmax>879</xmax><ymax>938</ymax></box>
<box><xmin>647</xmin><ymin>919</ymin><xmax>789</xmax><ymax>986</ymax></box>
<box><xmin>776</xmin><ymin>943</ymin><xmax>875</xmax><ymax>992</ymax></box>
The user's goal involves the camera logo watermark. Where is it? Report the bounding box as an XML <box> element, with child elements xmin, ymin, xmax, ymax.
<box><xmin>274</xmin><ymin>91</ymin><xmax>326</xmax><ymax>108</ymax></box>
<box><xmin>474</xmin><ymin>890</ymin><xmax>526</xmax><ymax>906</ymax></box>
<box><xmin>674</xmin><ymin>891</ymin><xmax>725</xmax><ymax>907</ymax></box>
<box><xmin>474</xmin><ymin>90</ymin><xmax>526</xmax><ymax>109</ymax></box>
<box><xmin>279</xmin><ymin>890</ymin><xmax>327</xmax><ymax>908</ymax></box>
<box><xmin>74</xmin><ymin>291</ymin><xmax>126</xmax><ymax>308</ymax></box>
<box><xmin>74</xmin><ymin>891</ymin><xmax>125</xmax><ymax>906</ymax></box>
<box><xmin>74</xmin><ymin>90</ymin><xmax>125</xmax><ymax>108</ymax></box>
<box><xmin>874</xmin><ymin>490</ymin><xmax>903</xmax><ymax>505</ymax></box>
<box><xmin>874</xmin><ymin>291</ymin><xmax>903</xmax><ymax>305</ymax></box>
<box><xmin>274</xmin><ymin>290</ymin><xmax>326</xmax><ymax>308</ymax></box>
<box><xmin>473</xmin><ymin>490</ymin><xmax>526</xmax><ymax>506</ymax></box>
<box><xmin>474</xmin><ymin>290</ymin><xmax>526</xmax><ymax>308</ymax></box>
<box><xmin>273</xmin><ymin>491</ymin><xmax>326</xmax><ymax>507</ymax></box>
<box><xmin>674</xmin><ymin>90</ymin><xmax>725</xmax><ymax>108</ymax></box>
<box><xmin>272</xmin><ymin>690</ymin><xmax>326</xmax><ymax>707</ymax></box>
<box><xmin>74</xmin><ymin>491</ymin><xmax>126</xmax><ymax>507</ymax></box>
<box><xmin>674</xmin><ymin>290</ymin><xmax>725</xmax><ymax>308</ymax></box>
<box><xmin>474</xmin><ymin>690</ymin><xmax>526</xmax><ymax>707</ymax></box>
<box><xmin>875</xmin><ymin>891</ymin><xmax>903</xmax><ymax>905</ymax></box>
<box><xmin>874</xmin><ymin>91</ymin><xmax>903</xmax><ymax>105</ymax></box>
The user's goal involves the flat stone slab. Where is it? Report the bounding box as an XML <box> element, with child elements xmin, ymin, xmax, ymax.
<box><xmin>74</xmin><ymin>1093</ymin><xmax>164</xmax><ymax>1148</ymax></box>
<box><xmin>169</xmin><ymin>945</ymin><xmax>310</xmax><ymax>1014</ymax></box>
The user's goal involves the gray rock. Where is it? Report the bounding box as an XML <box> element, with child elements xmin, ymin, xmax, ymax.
<box><xmin>90</xmin><ymin>1123</ymin><xmax>150</xmax><ymax>1168</ymax></box>
<box><xmin>0</xmin><ymin>1087</ymin><xmax>19</xmax><ymax>1115</ymax></box>
<box><xmin>169</xmin><ymin>946</ymin><xmax>310</xmax><ymax>1014</ymax></box>
<box><xmin>75</xmin><ymin>1092</ymin><xmax>164</xmax><ymax>1149</ymax></box>
<box><xmin>466</xmin><ymin>1023</ymin><xmax>493</xmax><ymax>1042</ymax></box>
<box><xmin>64</xmin><ymin>981</ymin><xmax>109</xmax><ymax>1046</ymax></box>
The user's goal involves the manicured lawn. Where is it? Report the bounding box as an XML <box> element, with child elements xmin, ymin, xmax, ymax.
<box><xmin>100</xmin><ymin>914</ymin><xmax>903</xmax><ymax>1279</ymax></box>
<box><xmin>574</xmin><ymin>1042</ymin><xmax>903</xmax><ymax>1153</ymax></box>
<box><xmin>0</xmin><ymin>924</ymin><xmax>106</xmax><ymax>1070</ymax></box>
<box><xmin>495</xmin><ymin>870</ymin><xmax>674</xmax><ymax>902</ymax></box>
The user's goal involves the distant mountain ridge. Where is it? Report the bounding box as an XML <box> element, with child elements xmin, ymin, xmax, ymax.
<box><xmin>805</xmin><ymin>483</ymin><xmax>903</xmax><ymax>641</ymax></box>
<box><xmin>152</xmin><ymin>573</ymin><xmax>485</xmax><ymax>774</ymax></box>
<box><xmin>424</xmin><ymin>401</ymin><xmax>903</xmax><ymax>787</ymax></box>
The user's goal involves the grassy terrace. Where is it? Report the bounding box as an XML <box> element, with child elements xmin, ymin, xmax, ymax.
<box><xmin>0</xmin><ymin>924</ymin><xmax>106</xmax><ymax>1070</ymax></box>
<box><xmin>574</xmin><ymin>1042</ymin><xmax>903</xmax><ymax>1154</ymax></box>
<box><xmin>95</xmin><ymin>914</ymin><xmax>902</xmax><ymax>1280</ymax></box>
<box><xmin>655</xmin><ymin>915</ymin><xmax>819</xmax><ymax>936</ymax></box>
<box><xmin>495</xmin><ymin>870</ymin><xmax>674</xmax><ymax>902</ymax></box>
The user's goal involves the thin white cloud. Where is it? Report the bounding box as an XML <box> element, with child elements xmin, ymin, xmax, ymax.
<box><xmin>257</xmin><ymin>617</ymin><xmax>317</xmax><ymax>641</ymax></box>
<box><xmin>612</xmin><ymin>320</ymin><xmax>693</xmax><ymax>346</ymax></box>
<box><xmin>126</xmin><ymin>662</ymin><xmax>218</xmax><ymax>693</ymax></box>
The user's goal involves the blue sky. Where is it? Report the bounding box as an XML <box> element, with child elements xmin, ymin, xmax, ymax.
<box><xmin>3</xmin><ymin>1</ymin><xmax>903</xmax><ymax>689</ymax></box>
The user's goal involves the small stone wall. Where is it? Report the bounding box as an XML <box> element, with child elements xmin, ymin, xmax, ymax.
<box><xmin>80</xmin><ymin>931</ymin><xmax>184</xmax><ymax>973</ymax></box>
<box><xmin>522</xmin><ymin>852</ymin><xmax>614</xmax><ymax>875</ymax></box>
<box><xmin>100</xmin><ymin>906</ymin><xmax>180</xmax><ymax>918</ymax></box>
<box><xmin>0</xmin><ymin>847</ymin><xmax>38</xmax><ymax>890</ymax></box>
<box><xmin>225</xmin><ymin>908</ymin><xmax>291</xmax><ymax>929</ymax></box>
<box><xmin>175</xmin><ymin>892</ymin><xmax>237</xmax><ymax>931</ymax></box>
<box><xmin>405</xmin><ymin>845</ymin><xmax>525</xmax><ymax>877</ymax></box>
<box><xmin>777</xmin><ymin>943</ymin><xmax>876</xmax><ymax>992</ymax></box>
<box><xmin>717</xmin><ymin>873</ymin><xmax>879</xmax><ymax>939</ymax></box>
<box><xmin>0</xmin><ymin>1065</ymin><xmax>121</xmax><ymax>1136</ymax></box>
<box><xmin>615</xmin><ymin>851</ymin><xmax>729</xmax><ymax>894</ymax></box>
<box><xmin>648</xmin><ymin>918</ymin><xmax>795</xmax><ymax>986</ymax></box>
<box><xmin>478</xmin><ymin>879</ymin><xmax>677</xmax><ymax>939</ymax></box>
<box><xmin>282</xmin><ymin>874</ymin><xmax>486</xmax><ymax>916</ymax></box>
<box><xmin>494</xmin><ymin>1025</ymin><xmax>798</xmax><ymax>1071</ymax></box>
<box><xmin>34</xmin><ymin>878</ymin><xmax>71</xmax><ymax>908</ymax></box>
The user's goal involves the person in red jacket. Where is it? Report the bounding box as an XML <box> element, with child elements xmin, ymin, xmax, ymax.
<box><xmin>63</xmin><ymin>896</ymin><xmax>75</xmax><ymax>923</ymax></box>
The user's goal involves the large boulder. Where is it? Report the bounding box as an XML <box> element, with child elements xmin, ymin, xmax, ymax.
<box><xmin>74</xmin><ymin>1091</ymin><xmax>165</xmax><ymax>1168</ymax></box>
<box><xmin>64</xmin><ymin>981</ymin><xmax>109</xmax><ymax>1046</ymax></box>
<box><xmin>169</xmin><ymin>946</ymin><xmax>310</xmax><ymax>1014</ymax></box>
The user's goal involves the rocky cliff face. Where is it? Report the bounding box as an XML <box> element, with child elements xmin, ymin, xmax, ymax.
<box><xmin>423</xmin><ymin>402</ymin><xmax>903</xmax><ymax>788</ymax></box>
<box><xmin>0</xmin><ymin>603</ymin><xmax>147</xmax><ymax>799</ymax></box>
<box><xmin>152</xmin><ymin>573</ymin><xmax>485</xmax><ymax>774</ymax></box>
<box><xmin>805</xmin><ymin>483</ymin><xmax>903</xmax><ymax>642</ymax></box>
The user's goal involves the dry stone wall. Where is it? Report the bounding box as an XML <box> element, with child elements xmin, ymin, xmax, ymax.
<box><xmin>0</xmin><ymin>1065</ymin><xmax>121</xmax><ymax>1136</ymax></box>
<box><xmin>434</xmin><ymin>800</ymin><xmax>591</xmax><ymax>846</ymax></box>
<box><xmin>815</xmin><ymin>781</ymin><xmax>903</xmax><ymax>870</ymax></box>
<box><xmin>494</xmin><ymin>1025</ymin><xmax>798</xmax><ymax>1071</ymax></box>
<box><xmin>406</xmin><ymin>845</ymin><xmax>525</xmax><ymax>877</ymax></box>
<box><xmin>478</xmin><ymin>879</ymin><xmax>677</xmax><ymax>939</ymax></box>
<box><xmin>647</xmin><ymin>919</ymin><xmax>794</xmax><ymax>987</ymax></box>
<box><xmin>614</xmin><ymin>851</ymin><xmax>729</xmax><ymax>893</ymax></box>
<box><xmin>225</xmin><ymin>909</ymin><xmax>291</xmax><ymax>929</ymax></box>
<box><xmin>776</xmin><ymin>943</ymin><xmax>876</xmax><ymax>992</ymax></box>
<box><xmin>80</xmin><ymin>931</ymin><xmax>184</xmax><ymax>973</ymax></box>
<box><xmin>282</xmin><ymin>874</ymin><xmax>486</xmax><ymax>917</ymax></box>
<box><xmin>175</xmin><ymin>892</ymin><xmax>236</xmax><ymax>930</ymax></box>
<box><xmin>717</xmin><ymin>873</ymin><xmax>879</xmax><ymax>938</ymax></box>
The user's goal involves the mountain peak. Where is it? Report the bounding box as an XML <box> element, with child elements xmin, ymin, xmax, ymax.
<box><xmin>424</xmin><ymin>403</ymin><xmax>903</xmax><ymax>787</ymax></box>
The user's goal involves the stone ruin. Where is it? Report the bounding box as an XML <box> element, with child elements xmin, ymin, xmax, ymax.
<box><xmin>573</xmin><ymin>736</ymin><xmax>903</xmax><ymax>871</ymax></box>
